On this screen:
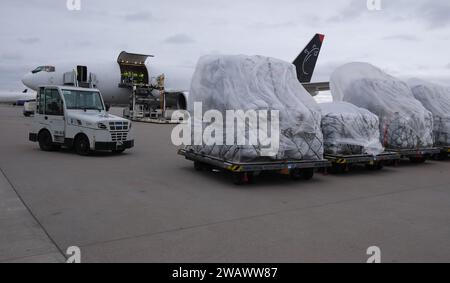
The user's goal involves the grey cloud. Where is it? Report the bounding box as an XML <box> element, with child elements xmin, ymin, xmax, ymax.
<box><xmin>163</xmin><ymin>34</ymin><xmax>196</xmax><ymax>44</ymax></box>
<box><xmin>329</xmin><ymin>0</ymin><xmax>450</xmax><ymax>29</ymax></box>
<box><xmin>418</xmin><ymin>2</ymin><xmax>450</xmax><ymax>29</ymax></box>
<box><xmin>18</xmin><ymin>37</ymin><xmax>40</xmax><ymax>44</ymax></box>
<box><xmin>378</xmin><ymin>0</ymin><xmax>450</xmax><ymax>29</ymax></box>
<box><xmin>0</xmin><ymin>64</ymin><xmax>30</xmax><ymax>90</ymax></box>
<box><xmin>70</xmin><ymin>40</ymin><xmax>94</xmax><ymax>47</ymax></box>
<box><xmin>0</xmin><ymin>0</ymin><xmax>449</xmax><ymax>90</ymax></box>
<box><xmin>328</xmin><ymin>0</ymin><xmax>369</xmax><ymax>23</ymax></box>
<box><xmin>382</xmin><ymin>34</ymin><xmax>419</xmax><ymax>41</ymax></box>
<box><xmin>249</xmin><ymin>21</ymin><xmax>298</xmax><ymax>29</ymax></box>
<box><xmin>123</xmin><ymin>11</ymin><xmax>153</xmax><ymax>22</ymax></box>
<box><xmin>1</xmin><ymin>52</ymin><xmax>23</xmax><ymax>61</ymax></box>
<box><xmin>175</xmin><ymin>60</ymin><xmax>197</xmax><ymax>69</ymax></box>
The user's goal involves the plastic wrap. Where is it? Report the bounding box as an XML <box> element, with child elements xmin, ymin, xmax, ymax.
<box><xmin>320</xmin><ymin>102</ymin><xmax>384</xmax><ymax>155</ymax></box>
<box><xmin>330</xmin><ymin>62</ymin><xmax>433</xmax><ymax>149</ymax></box>
<box><xmin>409</xmin><ymin>81</ymin><xmax>450</xmax><ymax>146</ymax></box>
<box><xmin>186</xmin><ymin>55</ymin><xmax>324</xmax><ymax>162</ymax></box>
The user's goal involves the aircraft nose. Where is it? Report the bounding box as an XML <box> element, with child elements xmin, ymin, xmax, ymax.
<box><xmin>21</xmin><ymin>72</ymin><xmax>34</xmax><ymax>89</ymax></box>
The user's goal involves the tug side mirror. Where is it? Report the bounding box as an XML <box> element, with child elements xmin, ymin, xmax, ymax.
<box><xmin>105</xmin><ymin>104</ymin><xmax>111</xmax><ymax>112</ymax></box>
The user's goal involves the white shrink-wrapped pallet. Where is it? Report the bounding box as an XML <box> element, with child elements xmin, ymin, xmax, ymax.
<box><xmin>409</xmin><ymin>81</ymin><xmax>450</xmax><ymax>146</ymax></box>
<box><xmin>186</xmin><ymin>55</ymin><xmax>324</xmax><ymax>162</ymax></box>
<box><xmin>330</xmin><ymin>62</ymin><xmax>433</xmax><ymax>149</ymax></box>
<box><xmin>320</xmin><ymin>102</ymin><xmax>384</xmax><ymax>156</ymax></box>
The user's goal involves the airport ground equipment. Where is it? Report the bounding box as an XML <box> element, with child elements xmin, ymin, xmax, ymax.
<box><xmin>23</xmin><ymin>100</ymin><xmax>36</xmax><ymax>117</ymax></box>
<box><xmin>28</xmin><ymin>86</ymin><xmax>134</xmax><ymax>155</ymax></box>
<box><xmin>387</xmin><ymin>147</ymin><xmax>441</xmax><ymax>163</ymax></box>
<box><xmin>324</xmin><ymin>152</ymin><xmax>400</xmax><ymax>173</ymax></box>
<box><xmin>179</xmin><ymin>148</ymin><xmax>330</xmax><ymax>185</ymax></box>
<box><xmin>21</xmin><ymin>52</ymin><xmax>188</xmax><ymax>123</ymax></box>
<box><xmin>331</xmin><ymin>63</ymin><xmax>434</xmax><ymax>150</ymax></box>
<box><xmin>320</xmin><ymin>101</ymin><xmax>384</xmax><ymax>157</ymax></box>
<box><xmin>187</xmin><ymin>55</ymin><xmax>324</xmax><ymax>163</ymax></box>
<box><xmin>121</xmin><ymin>83</ymin><xmax>185</xmax><ymax>124</ymax></box>
<box><xmin>117</xmin><ymin>52</ymin><xmax>186</xmax><ymax>123</ymax></box>
<box><xmin>410</xmin><ymin>82</ymin><xmax>450</xmax><ymax>147</ymax></box>
<box><xmin>117</xmin><ymin>52</ymin><xmax>162</xmax><ymax>121</ymax></box>
<box><xmin>433</xmin><ymin>146</ymin><xmax>450</xmax><ymax>160</ymax></box>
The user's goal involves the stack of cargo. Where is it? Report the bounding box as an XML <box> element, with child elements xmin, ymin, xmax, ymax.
<box><xmin>330</xmin><ymin>62</ymin><xmax>434</xmax><ymax>150</ymax></box>
<box><xmin>186</xmin><ymin>55</ymin><xmax>324</xmax><ymax>162</ymax></box>
<box><xmin>409</xmin><ymin>81</ymin><xmax>450</xmax><ymax>146</ymax></box>
<box><xmin>320</xmin><ymin>102</ymin><xmax>384</xmax><ymax>156</ymax></box>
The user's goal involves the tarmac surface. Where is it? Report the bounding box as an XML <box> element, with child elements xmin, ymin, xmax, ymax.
<box><xmin>0</xmin><ymin>104</ymin><xmax>449</xmax><ymax>263</ymax></box>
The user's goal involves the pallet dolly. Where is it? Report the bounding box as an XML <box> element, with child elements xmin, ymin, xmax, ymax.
<box><xmin>387</xmin><ymin>147</ymin><xmax>441</xmax><ymax>164</ymax></box>
<box><xmin>324</xmin><ymin>152</ymin><xmax>400</xmax><ymax>173</ymax></box>
<box><xmin>179</xmin><ymin>149</ymin><xmax>331</xmax><ymax>185</ymax></box>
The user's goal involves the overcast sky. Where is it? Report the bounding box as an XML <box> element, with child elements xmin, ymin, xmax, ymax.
<box><xmin>0</xmin><ymin>0</ymin><xmax>449</xmax><ymax>90</ymax></box>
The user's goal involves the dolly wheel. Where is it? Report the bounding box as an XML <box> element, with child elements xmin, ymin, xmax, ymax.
<box><xmin>194</xmin><ymin>162</ymin><xmax>213</xmax><ymax>172</ymax></box>
<box><xmin>366</xmin><ymin>162</ymin><xmax>384</xmax><ymax>170</ymax></box>
<box><xmin>433</xmin><ymin>153</ymin><xmax>448</xmax><ymax>161</ymax></box>
<box><xmin>330</xmin><ymin>164</ymin><xmax>346</xmax><ymax>174</ymax></box>
<box><xmin>300</xmin><ymin>168</ymin><xmax>314</xmax><ymax>180</ymax></box>
<box><xmin>246</xmin><ymin>173</ymin><xmax>255</xmax><ymax>184</ymax></box>
<box><xmin>194</xmin><ymin>161</ymin><xmax>204</xmax><ymax>171</ymax></box>
<box><xmin>232</xmin><ymin>172</ymin><xmax>252</xmax><ymax>185</ymax></box>
<box><xmin>376</xmin><ymin>162</ymin><xmax>384</xmax><ymax>170</ymax></box>
<box><xmin>409</xmin><ymin>157</ymin><xmax>427</xmax><ymax>164</ymax></box>
<box><xmin>289</xmin><ymin>168</ymin><xmax>302</xmax><ymax>180</ymax></box>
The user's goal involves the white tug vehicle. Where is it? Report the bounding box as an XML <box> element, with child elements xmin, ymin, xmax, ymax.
<box><xmin>29</xmin><ymin>86</ymin><xmax>134</xmax><ymax>155</ymax></box>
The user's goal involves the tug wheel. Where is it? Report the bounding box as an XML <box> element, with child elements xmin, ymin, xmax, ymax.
<box><xmin>74</xmin><ymin>134</ymin><xmax>91</xmax><ymax>156</ymax></box>
<box><xmin>38</xmin><ymin>130</ymin><xmax>57</xmax><ymax>151</ymax></box>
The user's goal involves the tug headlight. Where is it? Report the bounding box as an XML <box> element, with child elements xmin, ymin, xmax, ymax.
<box><xmin>97</xmin><ymin>123</ymin><xmax>107</xmax><ymax>130</ymax></box>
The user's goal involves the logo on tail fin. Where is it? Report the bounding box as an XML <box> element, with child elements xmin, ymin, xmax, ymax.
<box><xmin>302</xmin><ymin>45</ymin><xmax>321</xmax><ymax>76</ymax></box>
<box><xmin>293</xmin><ymin>34</ymin><xmax>325</xmax><ymax>83</ymax></box>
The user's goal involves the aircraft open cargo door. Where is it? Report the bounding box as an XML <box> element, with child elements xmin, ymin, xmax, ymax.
<box><xmin>117</xmin><ymin>51</ymin><xmax>154</xmax><ymax>86</ymax></box>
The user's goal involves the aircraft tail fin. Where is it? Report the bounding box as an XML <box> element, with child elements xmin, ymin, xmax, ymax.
<box><xmin>293</xmin><ymin>33</ymin><xmax>325</xmax><ymax>83</ymax></box>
